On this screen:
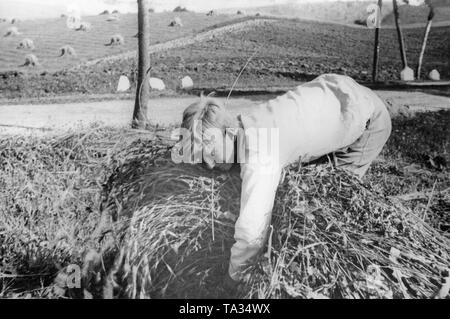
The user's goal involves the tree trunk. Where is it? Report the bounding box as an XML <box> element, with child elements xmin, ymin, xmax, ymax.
<box><xmin>393</xmin><ymin>0</ymin><xmax>408</xmax><ymax>69</ymax></box>
<box><xmin>372</xmin><ymin>0</ymin><xmax>383</xmax><ymax>82</ymax></box>
<box><xmin>417</xmin><ymin>4</ymin><xmax>434</xmax><ymax>80</ymax></box>
<box><xmin>132</xmin><ymin>0</ymin><xmax>150</xmax><ymax>129</ymax></box>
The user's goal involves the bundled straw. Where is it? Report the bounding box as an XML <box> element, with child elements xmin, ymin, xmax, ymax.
<box><xmin>99</xmin><ymin>155</ymin><xmax>240</xmax><ymax>298</ymax></box>
<box><xmin>90</xmin><ymin>142</ymin><xmax>450</xmax><ymax>299</ymax></box>
<box><xmin>245</xmin><ymin>165</ymin><xmax>450</xmax><ymax>299</ymax></box>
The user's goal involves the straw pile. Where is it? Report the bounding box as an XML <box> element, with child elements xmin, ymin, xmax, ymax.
<box><xmin>244</xmin><ymin>165</ymin><xmax>450</xmax><ymax>299</ymax></box>
<box><xmin>93</xmin><ymin>143</ymin><xmax>239</xmax><ymax>298</ymax></box>
<box><xmin>88</xmin><ymin>141</ymin><xmax>450</xmax><ymax>299</ymax></box>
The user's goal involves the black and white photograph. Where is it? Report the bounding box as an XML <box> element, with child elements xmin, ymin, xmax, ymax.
<box><xmin>0</xmin><ymin>0</ymin><xmax>449</xmax><ymax>306</ymax></box>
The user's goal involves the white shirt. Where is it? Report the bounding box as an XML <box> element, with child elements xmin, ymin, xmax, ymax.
<box><xmin>229</xmin><ymin>74</ymin><xmax>378</xmax><ymax>280</ymax></box>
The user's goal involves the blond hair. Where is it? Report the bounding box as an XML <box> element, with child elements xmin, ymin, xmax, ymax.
<box><xmin>181</xmin><ymin>96</ymin><xmax>235</xmax><ymax>134</ymax></box>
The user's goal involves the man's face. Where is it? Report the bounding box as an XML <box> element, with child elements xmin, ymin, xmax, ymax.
<box><xmin>202</xmin><ymin>130</ymin><xmax>234</xmax><ymax>171</ymax></box>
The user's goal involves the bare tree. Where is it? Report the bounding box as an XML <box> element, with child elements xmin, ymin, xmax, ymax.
<box><xmin>393</xmin><ymin>0</ymin><xmax>408</xmax><ymax>69</ymax></box>
<box><xmin>417</xmin><ymin>0</ymin><xmax>435</xmax><ymax>80</ymax></box>
<box><xmin>132</xmin><ymin>0</ymin><xmax>150</xmax><ymax>129</ymax></box>
<box><xmin>372</xmin><ymin>0</ymin><xmax>383</xmax><ymax>82</ymax></box>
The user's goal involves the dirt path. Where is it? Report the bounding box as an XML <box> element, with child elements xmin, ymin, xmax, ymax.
<box><xmin>0</xmin><ymin>90</ymin><xmax>449</xmax><ymax>136</ymax></box>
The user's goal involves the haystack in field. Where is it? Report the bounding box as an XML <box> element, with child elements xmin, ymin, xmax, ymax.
<box><xmin>149</xmin><ymin>77</ymin><xmax>165</xmax><ymax>91</ymax></box>
<box><xmin>168</xmin><ymin>17</ymin><xmax>183</xmax><ymax>27</ymax></box>
<box><xmin>116</xmin><ymin>75</ymin><xmax>130</xmax><ymax>92</ymax></box>
<box><xmin>80</xmin><ymin>140</ymin><xmax>450</xmax><ymax>299</ymax></box>
<box><xmin>180</xmin><ymin>75</ymin><xmax>194</xmax><ymax>89</ymax></box>
<box><xmin>429</xmin><ymin>69</ymin><xmax>440</xmax><ymax>81</ymax></box>
<box><xmin>59</xmin><ymin>45</ymin><xmax>76</xmax><ymax>57</ymax></box>
<box><xmin>100</xmin><ymin>10</ymin><xmax>110</xmax><ymax>15</ymax></box>
<box><xmin>76</xmin><ymin>22</ymin><xmax>91</xmax><ymax>32</ymax></box>
<box><xmin>173</xmin><ymin>6</ymin><xmax>188</xmax><ymax>12</ymax></box>
<box><xmin>106</xmin><ymin>34</ymin><xmax>124</xmax><ymax>46</ymax></box>
<box><xmin>22</xmin><ymin>54</ymin><xmax>39</xmax><ymax>67</ymax></box>
<box><xmin>4</xmin><ymin>27</ymin><xmax>20</xmax><ymax>37</ymax></box>
<box><xmin>106</xmin><ymin>14</ymin><xmax>120</xmax><ymax>22</ymax></box>
<box><xmin>17</xmin><ymin>38</ymin><xmax>35</xmax><ymax>50</ymax></box>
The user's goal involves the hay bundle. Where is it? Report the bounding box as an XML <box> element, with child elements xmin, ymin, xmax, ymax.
<box><xmin>99</xmin><ymin>10</ymin><xmax>110</xmax><ymax>15</ymax></box>
<box><xmin>17</xmin><ymin>38</ymin><xmax>35</xmax><ymax>50</ymax></box>
<box><xmin>237</xmin><ymin>10</ymin><xmax>243</xmax><ymax>15</ymax></box>
<box><xmin>76</xmin><ymin>22</ymin><xmax>91</xmax><ymax>32</ymax></box>
<box><xmin>106</xmin><ymin>34</ymin><xmax>124</xmax><ymax>46</ymax></box>
<box><xmin>245</xmin><ymin>165</ymin><xmax>450</xmax><ymax>299</ymax></box>
<box><xmin>85</xmin><ymin>141</ymin><xmax>450</xmax><ymax>299</ymax></box>
<box><xmin>106</xmin><ymin>14</ymin><xmax>120</xmax><ymax>22</ymax></box>
<box><xmin>149</xmin><ymin>77</ymin><xmax>166</xmax><ymax>91</ymax></box>
<box><xmin>22</xmin><ymin>54</ymin><xmax>39</xmax><ymax>67</ymax></box>
<box><xmin>168</xmin><ymin>17</ymin><xmax>183</xmax><ymax>27</ymax></box>
<box><xmin>59</xmin><ymin>45</ymin><xmax>76</xmax><ymax>57</ymax></box>
<box><xmin>86</xmin><ymin>141</ymin><xmax>239</xmax><ymax>298</ymax></box>
<box><xmin>173</xmin><ymin>6</ymin><xmax>188</xmax><ymax>12</ymax></box>
<box><xmin>4</xmin><ymin>26</ymin><xmax>20</xmax><ymax>37</ymax></box>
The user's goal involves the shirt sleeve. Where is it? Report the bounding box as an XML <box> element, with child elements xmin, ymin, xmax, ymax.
<box><xmin>228</xmin><ymin>161</ymin><xmax>282</xmax><ymax>281</ymax></box>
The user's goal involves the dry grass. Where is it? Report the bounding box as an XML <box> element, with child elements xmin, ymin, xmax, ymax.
<box><xmin>0</xmin><ymin>126</ymin><xmax>166</xmax><ymax>297</ymax></box>
<box><xmin>244</xmin><ymin>165</ymin><xmax>449</xmax><ymax>299</ymax></box>
<box><xmin>0</xmin><ymin>111</ymin><xmax>449</xmax><ymax>299</ymax></box>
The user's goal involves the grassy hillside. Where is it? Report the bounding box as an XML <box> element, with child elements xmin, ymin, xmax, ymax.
<box><xmin>2</xmin><ymin>18</ymin><xmax>448</xmax><ymax>100</ymax></box>
<box><xmin>0</xmin><ymin>11</ymin><xmax>243</xmax><ymax>72</ymax></box>
<box><xmin>221</xmin><ymin>1</ymin><xmax>450</xmax><ymax>26</ymax></box>
<box><xmin>221</xmin><ymin>1</ymin><xmax>375</xmax><ymax>25</ymax></box>
<box><xmin>154</xmin><ymin>18</ymin><xmax>449</xmax><ymax>86</ymax></box>
<box><xmin>383</xmin><ymin>2</ymin><xmax>450</xmax><ymax>25</ymax></box>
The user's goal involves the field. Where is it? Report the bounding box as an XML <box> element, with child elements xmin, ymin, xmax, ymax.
<box><xmin>1</xmin><ymin>17</ymin><xmax>449</xmax><ymax>100</ymax></box>
<box><xmin>149</xmin><ymin>19</ymin><xmax>450</xmax><ymax>88</ymax></box>
<box><xmin>383</xmin><ymin>0</ymin><xmax>450</xmax><ymax>25</ymax></box>
<box><xmin>0</xmin><ymin>109</ymin><xmax>448</xmax><ymax>298</ymax></box>
<box><xmin>0</xmin><ymin>11</ymin><xmax>248</xmax><ymax>72</ymax></box>
<box><xmin>221</xmin><ymin>0</ymin><xmax>450</xmax><ymax>25</ymax></box>
<box><xmin>0</xmin><ymin>4</ymin><xmax>449</xmax><ymax>100</ymax></box>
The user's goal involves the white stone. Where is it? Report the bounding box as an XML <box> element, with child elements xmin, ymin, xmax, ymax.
<box><xmin>400</xmin><ymin>66</ymin><xmax>414</xmax><ymax>81</ymax></box>
<box><xmin>117</xmin><ymin>75</ymin><xmax>130</xmax><ymax>92</ymax></box>
<box><xmin>181</xmin><ymin>76</ymin><xmax>193</xmax><ymax>89</ymax></box>
<box><xmin>149</xmin><ymin>77</ymin><xmax>165</xmax><ymax>91</ymax></box>
<box><xmin>428</xmin><ymin>69</ymin><xmax>440</xmax><ymax>81</ymax></box>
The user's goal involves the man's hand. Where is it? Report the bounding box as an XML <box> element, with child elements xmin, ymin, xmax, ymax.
<box><xmin>223</xmin><ymin>272</ymin><xmax>240</xmax><ymax>294</ymax></box>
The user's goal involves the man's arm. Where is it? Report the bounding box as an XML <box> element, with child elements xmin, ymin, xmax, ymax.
<box><xmin>228</xmin><ymin>162</ymin><xmax>282</xmax><ymax>281</ymax></box>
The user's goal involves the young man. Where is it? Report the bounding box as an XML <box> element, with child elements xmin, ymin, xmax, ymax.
<box><xmin>178</xmin><ymin>74</ymin><xmax>392</xmax><ymax>287</ymax></box>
